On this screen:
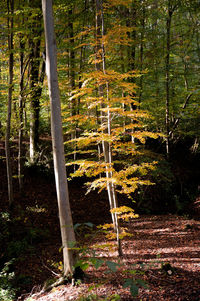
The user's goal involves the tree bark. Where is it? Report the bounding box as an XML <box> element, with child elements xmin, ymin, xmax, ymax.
<box><xmin>165</xmin><ymin>1</ymin><xmax>171</xmax><ymax>157</ymax></box>
<box><xmin>68</xmin><ymin>7</ymin><xmax>76</xmax><ymax>116</ymax></box>
<box><xmin>5</xmin><ymin>0</ymin><xmax>14</xmax><ymax>206</ymax></box>
<box><xmin>165</xmin><ymin>0</ymin><xmax>176</xmax><ymax>157</ymax></box>
<box><xmin>42</xmin><ymin>0</ymin><xmax>76</xmax><ymax>276</ymax></box>
<box><xmin>127</xmin><ymin>4</ymin><xmax>138</xmax><ymax>143</ymax></box>
<box><xmin>68</xmin><ymin>7</ymin><xmax>77</xmax><ymax>168</ymax></box>
<box><xmin>18</xmin><ymin>35</ymin><xmax>25</xmax><ymax>192</ymax></box>
<box><xmin>29</xmin><ymin>0</ymin><xmax>42</xmax><ymax>162</ymax></box>
<box><xmin>138</xmin><ymin>4</ymin><xmax>145</xmax><ymax>105</ymax></box>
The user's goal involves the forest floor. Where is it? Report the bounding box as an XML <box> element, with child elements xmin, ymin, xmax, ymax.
<box><xmin>0</xmin><ymin>140</ymin><xmax>200</xmax><ymax>300</ymax></box>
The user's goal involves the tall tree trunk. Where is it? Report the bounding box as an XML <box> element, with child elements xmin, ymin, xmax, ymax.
<box><xmin>68</xmin><ymin>7</ymin><xmax>76</xmax><ymax>116</ymax></box>
<box><xmin>127</xmin><ymin>4</ymin><xmax>137</xmax><ymax>143</ymax></box>
<box><xmin>5</xmin><ymin>0</ymin><xmax>14</xmax><ymax>206</ymax></box>
<box><xmin>68</xmin><ymin>7</ymin><xmax>77</xmax><ymax>168</ymax></box>
<box><xmin>165</xmin><ymin>0</ymin><xmax>173</xmax><ymax>157</ymax></box>
<box><xmin>29</xmin><ymin>0</ymin><xmax>42</xmax><ymax>162</ymax></box>
<box><xmin>152</xmin><ymin>0</ymin><xmax>160</xmax><ymax>108</ymax></box>
<box><xmin>138</xmin><ymin>4</ymin><xmax>145</xmax><ymax>105</ymax></box>
<box><xmin>42</xmin><ymin>0</ymin><xmax>76</xmax><ymax>276</ymax></box>
<box><xmin>18</xmin><ymin>35</ymin><xmax>25</xmax><ymax>192</ymax></box>
<box><xmin>95</xmin><ymin>0</ymin><xmax>122</xmax><ymax>256</ymax></box>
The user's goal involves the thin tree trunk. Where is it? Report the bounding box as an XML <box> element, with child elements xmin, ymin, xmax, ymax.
<box><xmin>42</xmin><ymin>0</ymin><xmax>76</xmax><ymax>276</ymax></box>
<box><xmin>18</xmin><ymin>35</ymin><xmax>25</xmax><ymax>192</ymax></box>
<box><xmin>29</xmin><ymin>0</ymin><xmax>42</xmax><ymax>162</ymax></box>
<box><xmin>138</xmin><ymin>5</ymin><xmax>145</xmax><ymax>105</ymax></box>
<box><xmin>152</xmin><ymin>0</ymin><xmax>160</xmax><ymax>109</ymax></box>
<box><xmin>165</xmin><ymin>0</ymin><xmax>173</xmax><ymax>157</ymax></box>
<box><xmin>5</xmin><ymin>0</ymin><xmax>14</xmax><ymax>206</ymax></box>
<box><xmin>95</xmin><ymin>0</ymin><xmax>122</xmax><ymax>256</ymax></box>
<box><xmin>127</xmin><ymin>5</ymin><xmax>137</xmax><ymax>143</ymax></box>
<box><xmin>68</xmin><ymin>8</ymin><xmax>76</xmax><ymax>117</ymax></box>
<box><xmin>68</xmin><ymin>7</ymin><xmax>77</xmax><ymax>168</ymax></box>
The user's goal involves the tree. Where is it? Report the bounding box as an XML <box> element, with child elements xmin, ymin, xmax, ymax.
<box><xmin>28</xmin><ymin>0</ymin><xmax>44</xmax><ymax>162</ymax></box>
<box><xmin>135</xmin><ymin>0</ymin><xmax>200</xmax><ymax>155</ymax></box>
<box><xmin>5</xmin><ymin>0</ymin><xmax>14</xmax><ymax>206</ymax></box>
<box><xmin>66</xmin><ymin>0</ymin><xmax>158</xmax><ymax>256</ymax></box>
<box><xmin>165</xmin><ymin>0</ymin><xmax>177</xmax><ymax>157</ymax></box>
<box><xmin>42</xmin><ymin>0</ymin><xmax>76</xmax><ymax>276</ymax></box>
<box><xmin>17</xmin><ymin>2</ymin><xmax>27</xmax><ymax>192</ymax></box>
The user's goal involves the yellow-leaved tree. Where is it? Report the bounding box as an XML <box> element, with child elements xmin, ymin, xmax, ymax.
<box><xmin>65</xmin><ymin>0</ymin><xmax>159</xmax><ymax>256</ymax></box>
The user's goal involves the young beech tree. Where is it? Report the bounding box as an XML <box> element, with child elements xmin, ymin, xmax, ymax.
<box><xmin>95</xmin><ymin>0</ymin><xmax>122</xmax><ymax>255</ymax></box>
<box><xmin>42</xmin><ymin>0</ymin><xmax>76</xmax><ymax>276</ymax></box>
<box><xmin>66</xmin><ymin>0</ymin><xmax>158</xmax><ymax>256</ymax></box>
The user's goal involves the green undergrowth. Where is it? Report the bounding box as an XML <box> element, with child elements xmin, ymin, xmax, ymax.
<box><xmin>0</xmin><ymin>210</ymin><xmax>50</xmax><ymax>300</ymax></box>
<box><xmin>0</xmin><ymin>260</ymin><xmax>16</xmax><ymax>301</ymax></box>
<box><xmin>60</xmin><ymin>223</ymin><xmax>148</xmax><ymax>299</ymax></box>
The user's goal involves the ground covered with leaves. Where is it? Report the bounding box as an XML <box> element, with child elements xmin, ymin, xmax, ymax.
<box><xmin>0</xmin><ymin>141</ymin><xmax>200</xmax><ymax>300</ymax></box>
<box><xmin>20</xmin><ymin>215</ymin><xmax>200</xmax><ymax>301</ymax></box>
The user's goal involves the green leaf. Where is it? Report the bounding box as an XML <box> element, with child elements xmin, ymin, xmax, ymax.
<box><xmin>123</xmin><ymin>278</ymin><xmax>133</xmax><ymax>288</ymax></box>
<box><xmin>80</xmin><ymin>262</ymin><xmax>90</xmax><ymax>271</ymax></box>
<box><xmin>68</xmin><ymin>241</ymin><xmax>76</xmax><ymax>248</ymax></box>
<box><xmin>74</xmin><ymin>222</ymin><xmax>94</xmax><ymax>231</ymax></box>
<box><xmin>106</xmin><ymin>261</ymin><xmax>120</xmax><ymax>272</ymax></box>
<box><xmin>74</xmin><ymin>223</ymin><xmax>81</xmax><ymax>230</ymax></box>
<box><xmin>130</xmin><ymin>283</ymin><xmax>139</xmax><ymax>297</ymax></box>
<box><xmin>123</xmin><ymin>279</ymin><xmax>139</xmax><ymax>297</ymax></box>
<box><xmin>84</xmin><ymin>222</ymin><xmax>94</xmax><ymax>228</ymax></box>
<box><xmin>136</xmin><ymin>278</ymin><xmax>148</xmax><ymax>289</ymax></box>
<box><xmin>59</xmin><ymin>246</ymin><xmax>63</xmax><ymax>252</ymax></box>
<box><xmin>75</xmin><ymin>260</ymin><xmax>89</xmax><ymax>271</ymax></box>
<box><xmin>128</xmin><ymin>269</ymin><xmax>137</xmax><ymax>275</ymax></box>
<box><xmin>94</xmin><ymin>258</ymin><xmax>104</xmax><ymax>269</ymax></box>
<box><xmin>108</xmin><ymin>294</ymin><xmax>121</xmax><ymax>301</ymax></box>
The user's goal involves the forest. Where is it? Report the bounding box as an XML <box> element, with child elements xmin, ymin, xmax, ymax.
<box><xmin>0</xmin><ymin>0</ymin><xmax>200</xmax><ymax>300</ymax></box>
